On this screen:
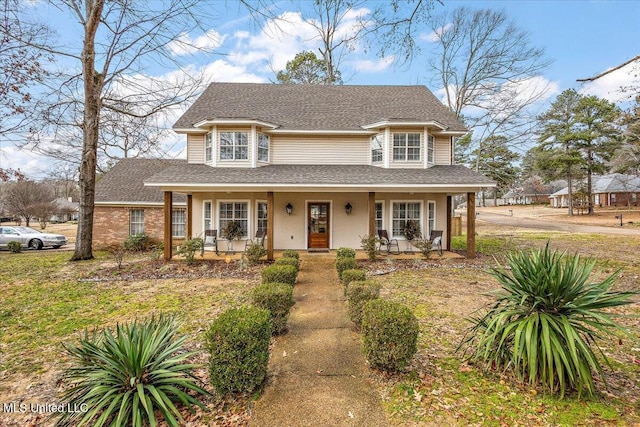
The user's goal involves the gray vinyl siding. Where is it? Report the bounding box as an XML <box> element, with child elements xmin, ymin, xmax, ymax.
<box><xmin>187</xmin><ymin>134</ymin><xmax>205</xmax><ymax>164</ymax></box>
<box><xmin>271</xmin><ymin>135</ymin><xmax>369</xmax><ymax>165</ymax></box>
<box><xmin>435</xmin><ymin>136</ymin><xmax>451</xmax><ymax>165</ymax></box>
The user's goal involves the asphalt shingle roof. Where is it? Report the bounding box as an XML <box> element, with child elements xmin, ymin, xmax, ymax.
<box><xmin>96</xmin><ymin>158</ymin><xmax>187</xmax><ymax>204</ymax></box>
<box><xmin>145</xmin><ymin>164</ymin><xmax>495</xmax><ymax>187</ymax></box>
<box><xmin>173</xmin><ymin>83</ymin><xmax>466</xmax><ymax>132</ymax></box>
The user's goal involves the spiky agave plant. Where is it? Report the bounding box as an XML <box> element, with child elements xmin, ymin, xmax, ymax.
<box><xmin>461</xmin><ymin>243</ymin><xmax>636</xmax><ymax>397</ymax></box>
<box><xmin>55</xmin><ymin>314</ymin><xmax>209</xmax><ymax>427</ymax></box>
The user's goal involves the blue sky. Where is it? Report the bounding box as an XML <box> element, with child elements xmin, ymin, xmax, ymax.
<box><xmin>7</xmin><ymin>0</ymin><xmax>640</xmax><ymax>178</ymax></box>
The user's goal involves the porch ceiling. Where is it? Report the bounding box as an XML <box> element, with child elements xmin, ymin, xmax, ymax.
<box><xmin>144</xmin><ymin>164</ymin><xmax>495</xmax><ymax>193</ymax></box>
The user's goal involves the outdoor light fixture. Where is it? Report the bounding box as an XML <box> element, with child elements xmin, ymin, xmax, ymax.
<box><xmin>345</xmin><ymin>202</ymin><xmax>352</xmax><ymax>215</ymax></box>
<box><xmin>285</xmin><ymin>203</ymin><xmax>293</xmax><ymax>215</ymax></box>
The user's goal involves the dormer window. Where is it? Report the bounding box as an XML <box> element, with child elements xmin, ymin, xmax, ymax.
<box><xmin>371</xmin><ymin>134</ymin><xmax>383</xmax><ymax>163</ymax></box>
<box><xmin>258</xmin><ymin>133</ymin><xmax>270</xmax><ymax>162</ymax></box>
<box><xmin>205</xmin><ymin>133</ymin><xmax>213</xmax><ymax>162</ymax></box>
<box><xmin>427</xmin><ymin>134</ymin><xmax>434</xmax><ymax>164</ymax></box>
<box><xmin>220</xmin><ymin>132</ymin><xmax>248</xmax><ymax>160</ymax></box>
<box><xmin>393</xmin><ymin>133</ymin><xmax>421</xmax><ymax>161</ymax></box>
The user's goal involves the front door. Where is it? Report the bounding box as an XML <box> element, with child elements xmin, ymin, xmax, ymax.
<box><xmin>308</xmin><ymin>202</ymin><xmax>330</xmax><ymax>249</ymax></box>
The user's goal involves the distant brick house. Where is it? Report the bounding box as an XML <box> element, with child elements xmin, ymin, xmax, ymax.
<box><xmin>549</xmin><ymin>174</ymin><xmax>640</xmax><ymax>208</ymax></box>
<box><xmin>94</xmin><ymin>159</ymin><xmax>186</xmax><ymax>247</ymax></box>
<box><xmin>96</xmin><ymin>83</ymin><xmax>495</xmax><ymax>258</ymax></box>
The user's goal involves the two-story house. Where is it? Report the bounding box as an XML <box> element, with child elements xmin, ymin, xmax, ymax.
<box><xmin>136</xmin><ymin>83</ymin><xmax>494</xmax><ymax>260</ymax></box>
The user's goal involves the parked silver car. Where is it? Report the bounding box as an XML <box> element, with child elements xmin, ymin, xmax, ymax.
<box><xmin>0</xmin><ymin>226</ymin><xmax>68</xmax><ymax>250</ymax></box>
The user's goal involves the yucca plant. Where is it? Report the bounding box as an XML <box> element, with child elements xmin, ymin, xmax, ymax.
<box><xmin>55</xmin><ymin>314</ymin><xmax>209</xmax><ymax>427</ymax></box>
<box><xmin>460</xmin><ymin>243</ymin><xmax>636</xmax><ymax>398</ymax></box>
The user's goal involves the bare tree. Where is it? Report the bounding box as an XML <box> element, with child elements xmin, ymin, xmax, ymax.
<box><xmin>0</xmin><ymin>0</ymin><xmax>51</xmax><ymax>136</ymax></box>
<box><xmin>4</xmin><ymin>180</ymin><xmax>55</xmax><ymax>226</ymax></box>
<box><xmin>14</xmin><ymin>1</ymin><xmax>211</xmax><ymax>260</ymax></box>
<box><xmin>428</xmin><ymin>7</ymin><xmax>551</xmax><ymax>170</ymax></box>
<box><xmin>577</xmin><ymin>54</ymin><xmax>640</xmax><ymax>98</ymax></box>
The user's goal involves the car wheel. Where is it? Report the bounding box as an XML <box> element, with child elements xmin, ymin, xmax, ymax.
<box><xmin>29</xmin><ymin>239</ymin><xmax>43</xmax><ymax>250</ymax></box>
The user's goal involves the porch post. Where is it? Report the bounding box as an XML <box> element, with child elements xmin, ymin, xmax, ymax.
<box><xmin>368</xmin><ymin>192</ymin><xmax>375</xmax><ymax>237</ymax></box>
<box><xmin>267</xmin><ymin>191</ymin><xmax>274</xmax><ymax>261</ymax></box>
<box><xmin>446</xmin><ymin>195</ymin><xmax>452</xmax><ymax>251</ymax></box>
<box><xmin>466</xmin><ymin>192</ymin><xmax>476</xmax><ymax>259</ymax></box>
<box><xmin>164</xmin><ymin>191</ymin><xmax>173</xmax><ymax>260</ymax></box>
<box><xmin>186</xmin><ymin>194</ymin><xmax>193</xmax><ymax>240</ymax></box>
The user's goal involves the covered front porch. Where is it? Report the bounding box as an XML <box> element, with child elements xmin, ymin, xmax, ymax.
<box><xmin>160</xmin><ymin>190</ymin><xmax>480</xmax><ymax>260</ymax></box>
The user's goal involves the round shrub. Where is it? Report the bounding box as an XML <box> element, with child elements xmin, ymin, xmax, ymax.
<box><xmin>252</xmin><ymin>282</ymin><xmax>295</xmax><ymax>335</ymax></box>
<box><xmin>341</xmin><ymin>268</ymin><xmax>367</xmax><ymax>296</ymax></box>
<box><xmin>206</xmin><ymin>306</ymin><xmax>271</xmax><ymax>395</ymax></box>
<box><xmin>7</xmin><ymin>241</ymin><xmax>21</xmax><ymax>253</ymax></box>
<box><xmin>274</xmin><ymin>257</ymin><xmax>300</xmax><ymax>270</ymax></box>
<box><xmin>336</xmin><ymin>247</ymin><xmax>356</xmax><ymax>258</ymax></box>
<box><xmin>282</xmin><ymin>249</ymin><xmax>300</xmax><ymax>260</ymax></box>
<box><xmin>346</xmin><ymin>280</ymin><xmax>381</xmax><ymax>328</ymax></box>
<box><xmin>362</xmin><ymin>299</ymin><xmax>419</xmax><ymax>372</ymax></box>
<box><xmin>245</xmin><ymin>242</ymin><xmax>267</xmax><ymax>265</ymax></box>
<box><xmin>262</xmin><ymin>264</ymin><xmax>297</xmax><ymax>286</ymax></box>
<box><xmin>335</xmin><ymin>256</ymin><xmax>357</xmax><ymax>281</ymax></box>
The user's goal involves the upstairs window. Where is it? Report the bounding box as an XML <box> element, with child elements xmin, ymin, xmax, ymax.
<box><xmin>220</xmin><ymin>132</ymin><xmax>248</xmax><ymax>160</ymax></box>
<box><xmin>371</xmin><ymin>134</ymin><xmax>383</xmax><ymax>163</ymax></box>
<box><xmin>205</xmin><ymin>133</ymin><xmax>213</xmax><ymax>162</ymax></box>
<box><xmin>258</xmin><ymin>133</ymin><xmax>270</xmax><ymax>162</ymax></box>
<box><xmin>393</xmin><ymin>133</ymin><xmax>421</xmax><ymax>161</ymax></box>
<box><xmin>427</xmin><ymin>135</ymin><xmax>434</xmax><ymax>164</ymax></box>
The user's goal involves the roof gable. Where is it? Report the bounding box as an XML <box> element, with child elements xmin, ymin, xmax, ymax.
<box><xmin>173</xmin><ymin>83</ymin><xmax>466</xmax><ymax>133</ymax></box>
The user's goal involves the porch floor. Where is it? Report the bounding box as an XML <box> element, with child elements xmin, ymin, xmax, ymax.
<box><xmin>179</xmin><ymin>249</ymin><xmax>464</xmax><ymax>261</ymax></box>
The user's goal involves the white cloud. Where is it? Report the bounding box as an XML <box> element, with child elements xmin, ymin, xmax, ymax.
<box><xmin>421</xmin><ymin>23</ymin><xmax>452</xmax><ymax>43</ymax></box>
<box><xmin>201</xmin><ymin>59</ymin><xmax>266</xmax><ymax>83</ymax></box>
<box><xmin>166</xmin><ymin>30</ymin><xmax>226</xmax><ymax>56</ymax></box>
<box><xmin>350</xmin><ymin>56</ymin><xmax>395</xmax><ymax>73</ymax></box>
<box><xmin>0</xmin><ymin>144</ymin><xmax>52</xmax><ymax>179</ymax></box>
<box><xmin>579</xmin><ymin>59</ymin><xmax>640</xmax><ymax>103</ymax></box>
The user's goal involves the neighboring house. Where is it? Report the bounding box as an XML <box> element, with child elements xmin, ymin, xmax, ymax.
<box><xmin>504</xmin><ymin>180</ymin><xmax>565</xmax><ymax>205</ymax></box>
<box><xmin>549</xmin><ymin>174</ymin><xmax>640</xmax><ymax>208</ymax></box>
<box><xmin>95</xmin><ymin>159</ymin><xmax>187</xmax><ymax>246</ymax></box>
<box><xmin>137</xmin><ymin>83</ymin><xmax>494</xmax><ymax>259</ymax></box>
<box><xmin>50</xmin><ymin>197</ymin><xmax>79</xmax><ymax>222</ymax></box>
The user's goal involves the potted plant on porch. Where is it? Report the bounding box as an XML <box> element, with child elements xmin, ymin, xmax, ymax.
<box><xmin>222</xmin><ymin>220</ymin><xmax>243</xmax><ymax>253</ymax></box>
<box><xmin>402</xmin><ymin>220</ymin><xmax>422</xmax><ymax>253</ymax></box>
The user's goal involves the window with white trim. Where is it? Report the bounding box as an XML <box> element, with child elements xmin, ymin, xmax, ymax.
<box><xmin>172</xmin><ymin>209</ymin><xmax>186</xmax><ymax>238</ymax></box>
<box><xmin>427</xmin><ymin>201</ymin><xmax>435</xmax><ymax>237</ymax></box>
<box><xmin>219</xmin><ymin>201</ymin><xmax>248</xmax><ymax>238</ymax></box>
<box><xmin>375</xmin><ymin>201</ymin><xmax>384</xmax><ymax>232</ymax></box>
<box><xmin>392</xmin><ymin>201</ymin><xmax>421</xmax><ymax>238</ymax></box>
<box><xmin>427</xmin><ymin>134</ymin><xmax>434</xmax><ymax>164</ymax></box>
<box><xmin>258</xmin><ymin>133</ymin><xmax>269</xmax><ymax>162</ymax></box>
<box><xmin>371</xmin><ymin>134</ymin><xmax>383</xmax><ymax>163</ymax></box>
<box><xmin>220</xmin><ymin>132</ymin><xmax>249</xmax><ymax>160</ymax></box>
<box><xmin>203</xmin><ymin>201</ymin><xmax>212</xmax><ymax>231</ymax></box>
<box><xmin>205</xmin><ymin>133</ymin><xmax>213</xmax><ymax>162</ymax></box>
<box><xmin>129</xmin><ymin>209</ymin><xmax>144</xmax><ymax>235</ymax></box>
<box><xmin>257</xmin><ymin>201</ymin><xmax>268</xmax><ymax>233</ymax></box>
<box><xmin>393</xmin><ymin>133</ymin><xmax>421</xmax><ymax>161</ymax></box>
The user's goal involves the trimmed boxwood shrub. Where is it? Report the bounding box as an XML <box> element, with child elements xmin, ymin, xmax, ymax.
<box><xmin>341</xmin><ymin>269</ymin><xmax>367</xmax><ymax>296</ymax></box>
<box><xmin>252</xmin><ymin>282</ymin><xmax>295</xmax><ymax>335</ymax></box>
<box><xmin>362</xmin><ymin>299</ymin><xmax>419</xmax><ymax>372</ymax></box>
<box><xmin>346</xmin><ymin>280</ymin><xmax>381</xmax><ymax>327</ymax></box>
<box><xmin>245</xmin><ymin>242</ymin><xmax>267</xmax><ymax>265</ymax></box>
<box><xmin>336</xmin><ymin>247</ymin><xmax>356</xmax><ymax>258</ymax></box>
<box><xmin>205</xmin><ymin>306</ymin><xmax>271</xmax><ymax>395</ymax></box>
<box><xmin>262</xmin><ymin>264</ymin><xmax>297</xmax><ymax>286</ymax></box>
<box><xmin>335</xmin><ymin>256</ymin><xmax>357</xmax><ymax>281</ymax></box>
<box><xmin>282</xmin><ymin>249</ymin><xmax>300</xmax><ymax>260</ymax></box>
<box><xmin>274</xmin><ymin>257</ymin><xmax>300</xmax><ymax>270</ymax></box>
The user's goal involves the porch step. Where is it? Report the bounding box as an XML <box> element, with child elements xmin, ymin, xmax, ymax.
<box><xmin>307</xmin><ymin>248</ymin><xmax>330</xmax><ymax>253</ymax></box>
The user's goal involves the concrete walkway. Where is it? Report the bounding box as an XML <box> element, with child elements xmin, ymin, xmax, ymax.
<box><xmin>250</xmin><ymin>256</ymin><xmax>389</xmax><ymax>427</ymax></box>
